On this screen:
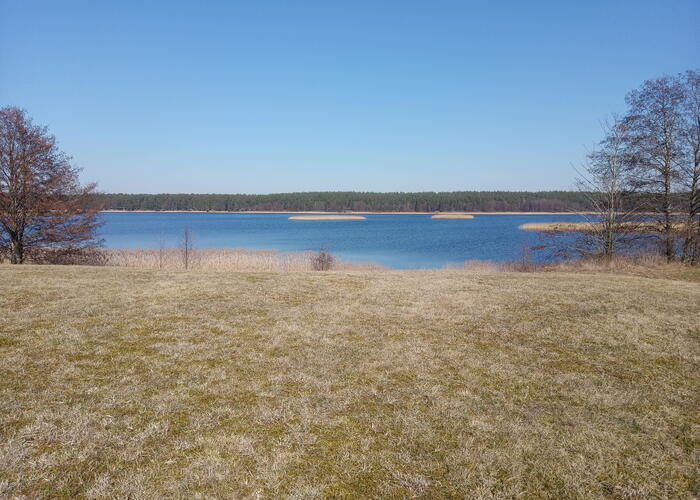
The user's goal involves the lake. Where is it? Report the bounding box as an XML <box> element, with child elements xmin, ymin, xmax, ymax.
<box><xmin>99</xmin><ymin>212</ymin><xmax>585</xmax><ymax>269</ymax></box>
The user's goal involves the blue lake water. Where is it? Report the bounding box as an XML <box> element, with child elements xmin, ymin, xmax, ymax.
<box><xmin>99</xmin><ymin>212</ymin><xmax>585</xmax><ymax>269</ymax></box>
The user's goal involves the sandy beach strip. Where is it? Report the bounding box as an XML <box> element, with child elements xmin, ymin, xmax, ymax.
<box><xmin>288</xmin><ymin>215</ymin><xmax>367</xmax><ymax>221</ymax></box>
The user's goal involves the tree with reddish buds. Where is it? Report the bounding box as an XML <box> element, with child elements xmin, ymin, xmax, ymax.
<box><xmin>0</xmin><ymin>106</ymin><xmax>103</xmax><ymax>264</ymax></box>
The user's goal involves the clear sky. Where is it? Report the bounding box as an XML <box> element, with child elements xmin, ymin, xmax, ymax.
<box><xmin>1</xmin><ymin>1</ymin><xmax>698</xmax><ymax>194</ymax></box>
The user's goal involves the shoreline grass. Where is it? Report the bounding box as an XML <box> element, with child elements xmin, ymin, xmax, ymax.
<box><xmin>519</xmin><ymin>221</ymin><xmax>687</xmax><ymax>232</ymax></box>
<box><xmin>102</xmin><ymin>248</ymin><xmax>384</xmax><ymax>271</ymax></box>
<box><xmin>1</xmin><ymin>265</ymin><xmax>698</xmax><ymax>497</ymax></box>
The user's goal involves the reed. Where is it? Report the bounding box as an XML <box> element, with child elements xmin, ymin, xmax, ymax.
<box><xmin>519</xmin><ymin>221</ymin><xmax>685</xmax><ymax>232</ymax></box>
<box><xmin>101</xmin><ymin>248</ymin><xmax>385</xmax><ymax>272</ymax></box>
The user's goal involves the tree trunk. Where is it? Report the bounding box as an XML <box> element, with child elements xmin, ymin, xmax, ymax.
<box><xmin>10</xmin><ymin>237</ymin><xmax>23</xmax><ymax>264</ymax></box>
<box><xmin>682</xmin><ymin>187</ymin><xmax>697</xmax><ymax>261</ymax></box>
<box><xmin>682</xmin><ymin>148</ymin><xmax>700</xmax><ymax>263</ymax></box>
<box><xmin>694</xmin><ymin>218</ymin><xmax>700</xmax><ymax>265</ymax></box>
<box><xmin>662</xmin><ymin>163</ymin><xmax>674</xmax><ymax>261</ymax></box>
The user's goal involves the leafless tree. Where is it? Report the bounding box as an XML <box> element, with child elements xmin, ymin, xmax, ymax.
<box><xmin>180</xmin><ymin>227</ymin><xmax>194</xmax><ymax>270</ymax></box>
<box><xmin>679</xmin><ymin>70</ymin><xmax>700</xmax><ymax>264</ymax></box>
<box><xmin>0</xmin><ymin>107</ymin><xmax>103</xmax><ymax>264</ymax></box>
<box><xmin>623</xmin><ymin>77</ymin><xmax>685</xmax><ymax>261</ymax></box>
<box><xmin>574</xmin><ymin>118</ymin><xmax>643</xmax><ymax>257</ymax></box>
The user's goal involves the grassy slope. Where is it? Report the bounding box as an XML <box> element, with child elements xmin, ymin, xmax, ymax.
<box><xmin>0</xmin><ymin>266</ymin><xmax>698</xmax><ymax>499</ymax></box>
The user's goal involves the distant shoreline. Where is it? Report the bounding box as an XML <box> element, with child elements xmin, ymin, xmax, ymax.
<box><xmin>101</xmin><ymin>210</ymin><xmax>588</xmax><ymax>215</ymax></box>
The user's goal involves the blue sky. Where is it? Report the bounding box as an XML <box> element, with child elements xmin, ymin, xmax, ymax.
<box><xmin>1</xmin><ymin>1</ymin><xmax>698</xmax><ymax>194</ymax></box>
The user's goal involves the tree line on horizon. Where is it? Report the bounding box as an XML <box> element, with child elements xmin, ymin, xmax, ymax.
<box><xmin>97</xmin><ymin>191</ymin><xmax>591</xmax><ymax>213</ymax></box>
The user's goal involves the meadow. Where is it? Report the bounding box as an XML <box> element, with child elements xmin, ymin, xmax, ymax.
<box><xmin>1</xmin><ymin>264</ymin><xmax>698</xmax><ymax>498</ymax></box>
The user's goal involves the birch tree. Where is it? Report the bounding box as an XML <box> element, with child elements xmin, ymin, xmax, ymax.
<box><xmin>679</xmin><ymin>70</ymin><xmax>700</xmax><ymax>264</ymax></box>
<box><xmin>623</xmin><ymin>77</ymin><xmax>685</xmax><ymax>261</ymax></box>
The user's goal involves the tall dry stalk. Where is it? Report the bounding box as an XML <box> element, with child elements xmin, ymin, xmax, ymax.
<box><xmin>180</xmin><ymin>227</ymin><xmax>194</xmax><ymax>270</ymax></box>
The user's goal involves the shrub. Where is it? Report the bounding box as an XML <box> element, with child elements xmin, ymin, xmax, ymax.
<box><xmin>311</xmin><ymin>247</ymin><xmax>334</xmax><ymax>271</ymax></box>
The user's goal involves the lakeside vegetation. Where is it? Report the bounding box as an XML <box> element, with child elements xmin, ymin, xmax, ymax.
<box><xmin>1</xmin><ymin>264</ymin><xmax>698</xmax><ymax>497</ymax></box>
<box><xmin>519</xmin><ymin>221</ymin><xmax>688</xmax><ymax>233</ymax></box>
<box><xmin>97</xmin><ymin>191</ymin><xmax>591</xmax><ymax>213</ymax></box>
<box><xmin>102</xmin><ymin>248</ymin><xmax>384</xmax><ymax>272</ymax></box>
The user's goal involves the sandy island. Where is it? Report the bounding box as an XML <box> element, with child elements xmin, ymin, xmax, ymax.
<box><xmin>288</xmin><ymin>215</ymin><xmax>367</xmax><ymax>221</ymax></box>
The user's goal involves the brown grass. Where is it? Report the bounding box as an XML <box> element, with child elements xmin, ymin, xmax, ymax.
<box><xmin>543</xmin><ymin>253</ymin><xmax>700</xmax><ymax>281</ymax></box>
<box><xmin>519</xmin><ymin>221</ymin><xmax>685</xmax><ymax>233</ymax></box>
<box><xmin>288</xmin><ymin>215</ymin><xmax>366</xmax><ymax>221</ymax></box>
<box><xmin>1</xmin><ymin>265</ymin><xmax>698</xmax><ymax>498</ymax></box>
<box><xmin>448</xmin><ymin>254</ymin><xmax>700</xmax><ymax>282</ymax></box>
<box><xmin>431</xmin><ymin>213</ymin><xmax>475</xmax><ymax>219</ymax></box>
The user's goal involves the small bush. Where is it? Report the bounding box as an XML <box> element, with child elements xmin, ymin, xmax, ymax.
<box><xmin>311</xmin><ymin>247</ymin><xmax>334</xmax><ymax>271</ymax></box>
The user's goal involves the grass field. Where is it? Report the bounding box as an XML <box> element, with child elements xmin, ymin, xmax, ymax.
<box><xmin>1</xmin><ymin>265</ymin><xmax>699</xmax><ymax>498</ymax></box>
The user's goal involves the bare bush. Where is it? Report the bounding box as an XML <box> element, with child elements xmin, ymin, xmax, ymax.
<box><xmin>311</xmin><ymin>246</ymin><xmax>335</xmax><ymax>271</ymax></box>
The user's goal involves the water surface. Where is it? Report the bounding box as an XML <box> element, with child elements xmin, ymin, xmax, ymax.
<box><xmin>99</xmin><ymin>212</ymin><xmax>584</xmax><ymax>269</ymax></box>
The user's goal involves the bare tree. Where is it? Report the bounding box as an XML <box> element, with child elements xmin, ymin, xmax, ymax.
<box><xmin>679</xmin><ymin>70</ymin><xmax>700</xmax><ymax>264</ymax></box>
<box><xmin>0</xmin><ymin>107</ymin><xmax>103</xmax><ymax>264</ymax></box>
<box><xmin>180</xmin><ymin>227</ymin><xmax>194</xmax><ymax>270</ymax></box>
<box><xmin>575</xmin><ymin>118</ymin><xmax>642</xmax><ymax>257</ymax></box>
<box><xmin>623</xmin><ymin>77</ymin><xmax>685</xmax><ymax>261</ymax></box>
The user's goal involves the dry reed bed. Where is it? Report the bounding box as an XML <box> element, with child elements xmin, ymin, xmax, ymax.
<box><xmin>519</xmin><ymin>221</ymin><xmax>686</xmax><ymax>232</ymax></box>
<box><xmin>102</xmin><ymin>248</ymin><xmax>384</xmax><ymax>272</ymax></box>
<box><xmin>0</xmin><ymin>265</ymin><xmax>698</xmax><ymax>498</ymax></box>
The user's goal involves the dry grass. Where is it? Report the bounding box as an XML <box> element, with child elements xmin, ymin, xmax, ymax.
<box><xmin>519</xmin><ymin>221</ymin><xmax>685</xmax><ymax>233</ymax></box>
<box><xmin>102</xmin><ymin>248</ymin><xmax>385</xmax><ymax>272</ymax></box>
<box><xmin>444</xmin><ymin>259</ymin><xmax>503</xmax><ymax>272</ymax></box>
<box><xmin>288</xmin><ymin>215</ymin><xmax>367</xmax><ymax>221</ymax></box>
<box><xmin>449</xmin><ymin>254</ymin><xmax>700</xmax><ymax>282</ymax></box>
<box><xmin>543</xmin><ymin>254</ymin><xmax>700</xmax><ymax>282</ymax></box>
<box><xmin>1</xmin><ymin>265</ymin><xmax>699</xmax><ymax>498</ymax></box>
<box><xmin>431</xmin><ymin>213</ymin><xmax>475</xmax><ymax>219</ymax></box>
